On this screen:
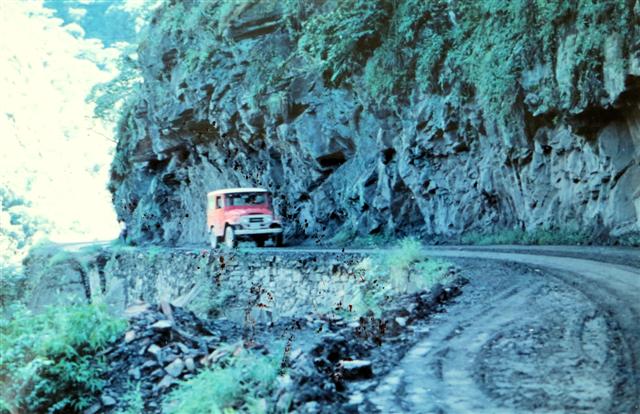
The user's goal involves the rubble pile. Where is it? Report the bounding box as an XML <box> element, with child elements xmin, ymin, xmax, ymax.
<box><xmin>82</xmin><ymin>274</ymin><xmax>467</xmax><ymax>413</ymax></box>
<box><xmin>280</xmin><ymin>276</ymin><xmax>468</xmax><ymax>413</ymax></box>
<box><xmin>86</xmin><ymin>302</ymin><xmax>239</xmax><ymax>414</ymax></box>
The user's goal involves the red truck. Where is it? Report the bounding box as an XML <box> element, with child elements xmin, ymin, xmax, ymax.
<box><xmin>207</xmin><ymin>188</ymin><xmax>283</xmax><ymax>248</ymax></box>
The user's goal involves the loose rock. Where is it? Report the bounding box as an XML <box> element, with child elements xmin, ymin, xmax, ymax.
<box><xmin>151</xmin><ymin>320</ymin><xmax>173</xmax><ymax>332</ymax></box>
<box><xmin>185</xmin><ymin>357</ymin><xmax>196</xmax><ymax>372</ymax></box>
<box><xmin>165</xmin><ymin>358</ymin><xmax>185</xmax><ymax>377</ymax></box>
<box><xmin>147</xmin><ymin>344</ymin><xmax>162</xmax><ymax>357</ymax></box>
<box><xmin>339</xmin><ymin>360</ymin><xmax>373</xmax><ymax>380</ymax></box>
<box><xmin>100</xmin><ymin>395</ymin><xmax>116</xmax><ymax>407</ymax></box>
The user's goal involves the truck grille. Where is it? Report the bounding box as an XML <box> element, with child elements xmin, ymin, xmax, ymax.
<box><xmin>249</xmin><ymin>217</ymin><xmax>263</xmax><ymax>223</ymax></box>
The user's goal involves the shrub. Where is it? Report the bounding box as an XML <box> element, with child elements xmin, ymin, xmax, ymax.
<box><xmin>297</xmin><ymin>0</ymin><xmax>391</xmax><ymax>86</ymax></box>
<box><xmin>385</xmin><ymin>237</ymin><xmax>425</xmax><ymax>291</ymax></box>
<box><xmin>385</xmin><ymin>237</ymin><xmax>451</xmax><ymax>293</ymax></box>
<box><xmin>461</xmin><ymin>225</ymin><xmax>592</xmax><ymax>245</ymax></box>
<box><xmin>163</xmin><ymin>345</ymin><xmax>281</xmax><ymax>414</ymax></box>
<box><xmin>345</xmin><ymin>237</ymin><xmax>452</xmax><ymax>316</ymax></box>
<box><xmin>0</xmin><ymin>304</ymin><xmax>126</xmax><ymax>413</ymax></box>
<box><xmin>0</xmin><ymin>265</ymin><xmax>28</xmax><ymax>309</ymax></box>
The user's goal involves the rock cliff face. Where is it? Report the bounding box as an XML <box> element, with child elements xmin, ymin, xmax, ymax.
<box><xmin>110</xmin><ymin>0</ymin><xmax>640</xmax><ymax>245</ymax></box>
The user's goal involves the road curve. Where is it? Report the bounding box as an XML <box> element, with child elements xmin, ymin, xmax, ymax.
<box><xmin>257</xmin><ymin>246</ymin><xmax>640</xmax><ymax>413</ymax></box>
<box><xmin>257</xmin><ymin>246</ymin><xmax>639</xmax><ymax>310</ymax></box>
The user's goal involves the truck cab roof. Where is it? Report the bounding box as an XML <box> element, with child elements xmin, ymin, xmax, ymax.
<box><xmin>207</xmin><ymin>187</ymin><xmax>268</xmax><ymax>196</ymax></box>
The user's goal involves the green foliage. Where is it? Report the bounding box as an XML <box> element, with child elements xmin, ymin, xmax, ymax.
<box><xmin>87</xmin><ymin>44</ymin><xmax>142</xmax><ymax>125</ymax></box>
<box><xmin>0</xmin><ymin>266</ymin><xmax>28</xmax><ymax>309</ymax></box>
<box><xmin>163</xmin><ymin>345</ymin><xmax>281</xmax><ymax>414</ymax></box>
<box><xmin>0</xmin><ymin>186</ymin><xmax>49</xmax><ymax>308</ymax></box>
<box><xmin>291</xmin><ymin>0</ymin><xmax>633</xmax><ymax>115</ymax></box>
<box><xmin>115</xmin><ymin>385</ymin><xmax>144</xmax><ymax>414</ymax></box>
<box><xmin>384</xmin><ymin>237</ymin><xmax>450</xmax><ymax>293</ymax></box>
<box><xmin>447</xmin><ymin>0</ymin><xmax>632</xmax><ymax>117</ymax></box>
<box><xmin>111</xmin><ymin>0</ymin><xmax>636</xmax><ymax>147</ymax></box>
<box><xmin>461</xmin><ymin>225</ymin><xmax>593</xmax><ymax>245</ymax></box>
<box><xmin>346</xmin><ymin>237</ymin><xmax>452</xmax><ymax>316</ymax></box>
<box><xmin>0</xmin><ymin>304</ymin><xmax>126</xmax><ymax>414</ymax></box>
<box><xmin>297</xmin><ymin>0</ymin><xmax>391</xmax><ymax>86</ymax></box>
<box><xmin>0</xmin><ymin>186</ymin><xmax>46</xmax><ymax>262</ymax></box>
<box><xmin>363</xmin><ymin>0</ymin><xmax>448</xmax><ymax>102</ymax></box>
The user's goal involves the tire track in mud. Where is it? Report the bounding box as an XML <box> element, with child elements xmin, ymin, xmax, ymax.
<box><xmin>365</xmin><ymin>258</ymin><xmax>639</xmax><ymax>414</ymax></box>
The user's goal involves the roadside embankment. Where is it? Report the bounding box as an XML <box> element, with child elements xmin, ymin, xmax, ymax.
<box><xmin>22</xmin><ymin>241</ymin><xmax>459</xmax><ymax>322</ymax></box>
<box><xmin>23</xmin><ymin>245</ymin><xmax>361</xmax><ymax>319</ymax></box>
<box><xmin>15</xmin><ymin>242</ymin><xmax>467</xmax><ymax>413</ymax></box>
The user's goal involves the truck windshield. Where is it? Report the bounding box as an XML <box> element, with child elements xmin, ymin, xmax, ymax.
<box><xmin>226</xmin><ymin>192</ymin><xmax>268</xmax><ymax>207</ymax></box>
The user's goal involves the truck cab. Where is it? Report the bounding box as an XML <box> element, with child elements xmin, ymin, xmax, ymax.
<box><xmin>207</xmin><ymin>187</ymin><xmax>283</xmax><ymax>248</ymax></box>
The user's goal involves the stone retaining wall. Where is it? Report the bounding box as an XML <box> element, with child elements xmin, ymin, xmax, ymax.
<box><xmin>24</xmin><ymin>247</ymin><xmax>368</xmax><ymax>321</ymax></box>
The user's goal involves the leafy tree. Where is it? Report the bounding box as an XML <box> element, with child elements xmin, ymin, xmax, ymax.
<box><xmin>86</xmin><ymin>44</ymin><xmax>142</xmax><ymax>125</ymax></box>
<box><xmin>0</xmin><ymin>186</ymin><xmax>50</xmax><ymax>307</ymax></box>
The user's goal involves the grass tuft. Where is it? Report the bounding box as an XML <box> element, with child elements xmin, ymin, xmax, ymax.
<box><xmin>461</xmin><ymin>225</ymin><xmax>592</xmax><ymax>245</ymax></box>
<box><xmin>345</xmin><ymin>237</ymin><xmax>453</xmax><ymax>316</ymax></box>
<box><xmin>163</xmin><ymin>344</ymin><xmax>281</xmax><ymax>414</ymax></box>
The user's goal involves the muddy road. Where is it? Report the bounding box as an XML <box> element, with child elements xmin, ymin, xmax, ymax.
<box><xmin>255</xmin><ymin>246</ymin><xmax>639</xmax><ymax>413</ymax></box>
<box><xmin>365</xmin><ymin>259</ymin><xmax>638</xmax><ymax>413</ymax></box>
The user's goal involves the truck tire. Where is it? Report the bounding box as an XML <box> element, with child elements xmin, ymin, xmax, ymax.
<box><xmin>209</xmin><ymin>229</ymin><xmax>218</xmax><ymax>249</ymax></box>
<box><xmin>274</xmin><ymin>233</ymin><xmax>283</xmax><ymax>247</ymax></box>
<box><xmin>255</xmin><ymin>236</ymin><xmax>266</xmax><ymax>247</ymax></box>
<box><xmin>224</xmin><ymin>226</ymin><xmax>237</xmax><ymax>248</ymax></box>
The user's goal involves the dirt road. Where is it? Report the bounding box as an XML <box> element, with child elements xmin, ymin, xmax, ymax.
<box><xmin>348</xmin><ymin>248</ymin><xmax>639</xmax><ymax>414</ymax></box>
<box><xmin>255</xmin><ymin>246</ymin><xmax>640</xmax><ymax>413</ymax></box>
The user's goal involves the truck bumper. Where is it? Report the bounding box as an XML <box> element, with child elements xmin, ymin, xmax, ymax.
<box><xmin>235</xmin><ymin>227</ymin><xmax>283</xmax><ymax>236</ymax></box>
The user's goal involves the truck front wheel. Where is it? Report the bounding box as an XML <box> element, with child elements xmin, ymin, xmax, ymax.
<box><xmin>224</xmin><ymin>226</ymin><xmax>237</xmax><ymax>248</ymax></box>
<box><xmin>273</xmin><ymin>234</ymin><xmax>283</xmax><ymax>247</ymax></box>
<box><xmin>209</xmin><ymin>228</ymin><xmax>218</xmax><ymax>249</ymax></box>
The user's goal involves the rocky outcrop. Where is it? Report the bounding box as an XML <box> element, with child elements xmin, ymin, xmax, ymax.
<box><xmin>110</xmin><ymin>1</ymin><xmax>640</xmax><ymax>245</ymax></box>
